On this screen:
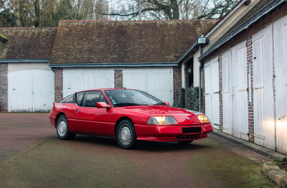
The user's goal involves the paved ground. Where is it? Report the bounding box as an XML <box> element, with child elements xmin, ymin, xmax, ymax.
<box><xmin>0</xmin><ymin>113</ymin><xmax>276</xmax><ymax>188</ymax></box>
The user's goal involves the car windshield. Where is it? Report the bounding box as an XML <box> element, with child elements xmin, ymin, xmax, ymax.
<box><xmin>104</xmin><ymin>90</ymin><xmax>166</xmax><ymax>107</ymax></box>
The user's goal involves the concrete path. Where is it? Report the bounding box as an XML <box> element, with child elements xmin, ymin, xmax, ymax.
<box><xmin>0</xmin><ymin>113</ymin><xmax>276</xmax><ymax>188</ymax></box>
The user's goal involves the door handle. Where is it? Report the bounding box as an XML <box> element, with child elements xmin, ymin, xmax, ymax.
<box><xmin>76</xmin><ymin>109</ymin><xmax>78</xmax><ymax>113</ymax></box>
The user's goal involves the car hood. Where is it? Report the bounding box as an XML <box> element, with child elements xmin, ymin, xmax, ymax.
<box><xmin>119</xmin><ymin>105</ymin><xmax>203</xmax><ymax>124</ymax></box>
<box><xmin>120</xmin><ymin>105</ymin><xmax>198</xmax><ymax>115</ymax></box>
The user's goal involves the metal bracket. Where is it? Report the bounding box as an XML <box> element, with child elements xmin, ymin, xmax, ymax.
<box><xmin>254</xmin><ymin>134</ymin><xmax>266</xmax><ymax>140</ymax></box>
<box><xmin>254</xmin><ymin>85</ymin><xmax>264</xmax><ymax>90</ymax></box>
<box><xmin>239</xmin><ymin>131</ymin><xmax>247</xmax><ymax>135</ymax></box>
<box><xmin>238</xmin><ymin>88</ymin><xmax>248</xmax><ymax>92</ymax></box>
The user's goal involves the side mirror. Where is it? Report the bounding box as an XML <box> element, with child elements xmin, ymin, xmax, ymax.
<box><xmin>163</xmin><ymin>102</ymin><xmax>170</xmax><ymax>106</ymax></box>
<box><xmin>96</xmin><ymin>102</ymin><xmax>111</xmax><ymax>108</ymax></box>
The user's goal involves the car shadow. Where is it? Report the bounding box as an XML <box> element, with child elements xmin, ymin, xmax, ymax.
<box><xmin>72</xmin><ymin>135</ymin><xmax>210</xmax><ymax>152</ymax></box>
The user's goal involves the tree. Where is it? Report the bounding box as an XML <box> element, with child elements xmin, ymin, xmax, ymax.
<box><xmin>102</xmin><ymin>0</ymin><xmax>240</xmax><ymax>20</ymax></box>
<box><xmin>197</xmin><ymin>0</ymin><xmax>239</xmax><ymax>19</ymax></box>
<box><xmin>0</xmin><ymin>0</ymin><xmax>109</xmax><ymax>27</ymax></box>
<box><xmin>0</xmin><ymin>0</ymin><xmax>16</xmax><ymax>27</ymax></box>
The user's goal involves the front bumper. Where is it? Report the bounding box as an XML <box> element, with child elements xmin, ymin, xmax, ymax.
<box><xmin>134</xmin><ymin>123</ymin><xmax>213</xmax><ymax>141</ymax></box>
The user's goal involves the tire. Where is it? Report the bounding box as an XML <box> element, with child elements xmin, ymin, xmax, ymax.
<box><xmin>116</xmin><ymin>120</ymin><xmax>136</xmax><ymax>149</ymax></box>
<box><xmin>178</xmin><ymin>140</ymin><xmax>193</xmax><ymax>145</ymax></box>
<box><xmin>56</xmin><ymin>115</ymin><xmax>76</xmax><ymax>140</ymax></box>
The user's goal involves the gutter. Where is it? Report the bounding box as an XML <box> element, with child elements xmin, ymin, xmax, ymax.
<box><xmin>199</xmin><ymin>0</ymin><xmax>286</xmax><ymax>62</ymax></box>
<box><xmin>49</xmin><ymin>62</ymin><xmax>179</xmax><ymax>68</ymax></box>
<box><xmin>0</xmin><ymin>59</ymin><xmax>50</xmax><ymax>63</ymax></box>
<box><xmin>176</xmin><ymin>41</ymin><xmax>198</xmax><ymax>64</ymax></box>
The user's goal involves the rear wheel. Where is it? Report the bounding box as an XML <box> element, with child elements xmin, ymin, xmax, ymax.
<box><xmin>116</xmin><ymin>120</ymin><xmax>136</xmax><ymax>149</ymax></box>
<box><xmin>178</xmin><ymin>140</ymin><xmax>193</xmax><ymax>145</ymax></box>
<box><xmin>56</xmin><ymin>115</ymin><xmax>76</xmax><ymax>140</ymax></box>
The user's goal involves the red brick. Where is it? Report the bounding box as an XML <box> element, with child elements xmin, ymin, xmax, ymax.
<box><xmin>0</xmin><ymin>63</ymin><xmax>8</xmax><ymax>112</ymax></box>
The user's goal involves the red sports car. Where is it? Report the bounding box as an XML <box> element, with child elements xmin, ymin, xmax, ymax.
<box><xmin>49</xmin><ymin>89</ymin><xmax>213</xmax><ymax>149</ymax></box>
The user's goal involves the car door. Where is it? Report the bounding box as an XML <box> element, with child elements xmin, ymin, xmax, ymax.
<box><xmin>76</xmin><ymin>91</ymin><xmax>113</xmax><ymax>136</ymax></box>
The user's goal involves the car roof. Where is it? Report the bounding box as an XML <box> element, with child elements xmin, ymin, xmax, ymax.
<box><xmin>75</xmin><ymin>88</ymin><xmax>136</xmax><ymax>93</ymax></box>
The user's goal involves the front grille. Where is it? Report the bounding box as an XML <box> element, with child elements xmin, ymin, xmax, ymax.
<box><xmin>176</xmin><ymin>135</ymin><xmax>199</xmax><ymax>141</ymax></box>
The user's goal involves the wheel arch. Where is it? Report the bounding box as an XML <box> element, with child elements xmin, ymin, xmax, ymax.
<box><xmin>55</xmin><ymin>112</ymin><xmax>66</xmax><ymax>126</ymax></box>
<box><xmin>114</xmin><ymin>117</ymin><xmax>134</xmax><ymax>136</ymax></box>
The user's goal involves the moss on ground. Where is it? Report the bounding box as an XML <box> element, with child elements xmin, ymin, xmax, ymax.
<box><xmin>185</xmin><ymin>139</ymin><xmax>275</xmax><ymax>188</ymax></box>
<box><xmin>0</xmin><ymin>137</ymin><xmax>276</xmax><ymax>188</ymax></box>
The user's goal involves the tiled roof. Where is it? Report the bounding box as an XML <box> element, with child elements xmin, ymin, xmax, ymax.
<box><xmin>50</xmin><ymin>20</ymin><xmax>217</xmax><ymax>64</ymax></box>
<box><xmin>0</xmin><ymin>28</ymin><xmax>57</xmax><ymax>59</ymax></box>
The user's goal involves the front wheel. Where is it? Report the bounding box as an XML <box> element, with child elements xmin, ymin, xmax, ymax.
<box><xmin>56</xmin><ymin>115</ymin><xmax>76</xmax><ymax>140</ymax></box>
<box><xmin>116</xmin><ymin>120</ymin><xmax>136</xmax><ymax>149</ymax></box>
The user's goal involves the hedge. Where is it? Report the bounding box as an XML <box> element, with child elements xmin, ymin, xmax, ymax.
<box><xmin>186</xmin><ymin>87</ymin><xmax>199</xmax><ymax>111</ymax></box>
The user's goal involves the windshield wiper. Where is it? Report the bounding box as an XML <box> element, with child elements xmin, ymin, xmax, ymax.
<box><xmin>154</xmin><ymin>102</ymin><xmax>166</xmax><ymax>105</ymax></box>
<box><xmin>116</xmin><ymin>103</ymin><xmax>140</xmax><ymax>107</ymax></box>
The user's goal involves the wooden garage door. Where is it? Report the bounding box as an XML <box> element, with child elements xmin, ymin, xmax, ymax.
<box><xmin>274</xmin><ymin>15</ymin><xmax>287</xmax><ymax>154</ymax></box>
<box><xmin>8</xmin><ymin>70</ymin><xmax>54</xmax><ymax>112</ymax></box>
<box><xmin>122</xmin><ymin>68</ymin><xmax>173</xmax><ymax>104</ymax></box>
<box><xmin>231</xmin><ymin>41</ymin><xmax>248</xmax><ymax>141</ymax></box>
<box><xmin>63</xmin><ymin>68</ymin><xmax>114</xmax><ymax>97</ymax></box>
<box><xmin>204</xmin><ymin>58</ymin><xmax>220</xmax><ymax>129</ymax></box>
<box><xmin>222</xmin><ymin>50</ymin><xmax>233</xmax><ymax>135</ymax></box>
<box><xmin>252</xmin><ymin>25</ymin><xmax>275</xmax><ymax>150</ymax></box>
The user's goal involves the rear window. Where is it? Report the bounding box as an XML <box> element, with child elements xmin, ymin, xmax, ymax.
<box><xmin>59</xmin><ymin>94</ymin><xmax>75</xmax><ymax>103</ymax></box>
<box><xmin>76</xmin><ymin>92</ymin><xmax>85</xmax><ymax>106</ymax></box>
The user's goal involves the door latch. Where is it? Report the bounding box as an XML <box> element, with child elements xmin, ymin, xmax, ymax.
<box><xmin>76</xmin><ymin>109</ymin><xmax>78</xmax><ymax>113</ymax></box>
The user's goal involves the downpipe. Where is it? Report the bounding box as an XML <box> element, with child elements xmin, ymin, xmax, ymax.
<box><xmin>199</xmin><ymin>45</ymin><xmax>203</xmax><ymax>112</ymax></box>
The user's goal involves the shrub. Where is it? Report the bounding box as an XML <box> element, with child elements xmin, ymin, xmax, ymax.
<box><xmin>186</xmin><ymin>87</ymin><xmax>199</xmax><ymax>111</ymax></box>
<box><xmin>175</xmin><ymin>88</ymin><xmax>185</xmax><ymax>108</ymax></box>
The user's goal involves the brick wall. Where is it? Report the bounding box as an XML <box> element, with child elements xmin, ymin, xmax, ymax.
<box><xmin>0</xmin><ymin>63</ymin><xmax>8</xmax><ymax>112</ymax></box>
<box><xmin>246</xmin><ymin>36</ymin><xmax>254</xmax><ymax>142</ymax></box>
<box><xmin>114</xmin><ymin>70</ymin><xmax>123</xmax><ymax>88</ymax></box>
<box><xmin>173</xmin><ymin>66</ymin><xmax>181</xmax><ymax>105</ymax></box>
<box><xmin>218</xmin><ymin>55</ymin><xmax>223</xmax><ymax>129</ymax></box>
<box><xmin>54</xmin><ymin>68</ymin><xmax>63</xmax><ymax>102</ymax></box>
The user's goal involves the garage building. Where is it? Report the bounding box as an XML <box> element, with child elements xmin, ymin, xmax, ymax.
<box><xmin>0</xmin><ymin>20</ymin><xmax>216</xmax><ymax>112</ymax></box>
<box><xmin>0</xmin><ymin>28</ymin><xmax>57</xmax><ymax>112</ymax></box>
<box><xmin>49</xmin><ymin>20</ymin><xmax>215</xmax><ymax>106</ymax></box>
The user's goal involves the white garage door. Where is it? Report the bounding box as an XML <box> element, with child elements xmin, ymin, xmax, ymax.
<box><xmin>63</xmin><ymin>68</ymin><xmax>114</xmax><ymax>97</ymax></box>
<box><xmin>8</xmin><ymin>69</ymin><xmax>54</xmax><ymax>112</ymax></box>
<box><xmin>231</xmin><ymin>41</ymin><xmax>249</xmax><ymax>141</ymax></box>
<box><xmin>274</xmin><ymin>15</ymin><xmax>287</xmax><ymax>154</ymax></box>
<box><xmin>204</xmin><ymin>58</ymin><xmax>220</xmax><ymax>129</ymax></box>
<box><xmin>122</xmin><ymin>68</ymin><xmax>173</xmax><ymax>104</ymax></box>
<box><xmin>252</xmin><ymin>25</ymin><xmax>275</xmax><ymax>150</ymax></box>
<box><xmin>222</xmin><ymin>50</ymin><xmax>233</xmax><ymax>135</ymax></box>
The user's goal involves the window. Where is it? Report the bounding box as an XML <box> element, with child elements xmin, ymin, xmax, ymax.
<box><xmin>99</xmin><ymin>93</ymin><xmax>108</xmax><ymax>104</ymax></box>
<box><xmin>76</xmin><ymin>92</ymin><xmax>85</xmax><ymax>106</ymax></box>
<box><xmin>60</xmin><ymin>94</ymin><xmax>74</xmax><ymax>103</ymax></box>
<box><xmin>104</xmin><ymin>90</ymin><xmax>164</xmax><ymax>107</ymax></box>
<box><xmin>83</xmin><ymin>91</ymin><xmax>101</xmax><ymax>107</ymax></box>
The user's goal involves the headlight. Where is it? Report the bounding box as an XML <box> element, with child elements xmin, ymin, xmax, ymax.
<box><xmin>147</xmin><ymin>116</ymin><xmax>178</xmax><ymax>125</ymax></box>
<box><xmin>197</xmin><ymin>114</ymin><xmax>210</xmax><ymax>123</ymax></box>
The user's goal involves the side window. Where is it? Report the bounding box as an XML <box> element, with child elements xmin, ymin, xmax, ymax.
<box><xmin>76</xmin><ymin>92</ymin><xmax>85</xmax><ymax>106</ymax></box>
<box><xmin>99</xmin><ymin>93</ymin><xmax>108</xmax><ymax>104</ymax></box>
<box><xmin>60</xmin><ymin>94</ymin><xmax>74</xmax><ymax>103</ymax></box>
<box><xmin>83</xmin><ymin>91</ymin><xmax>101</xmax><ymax>107</ymax></box>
